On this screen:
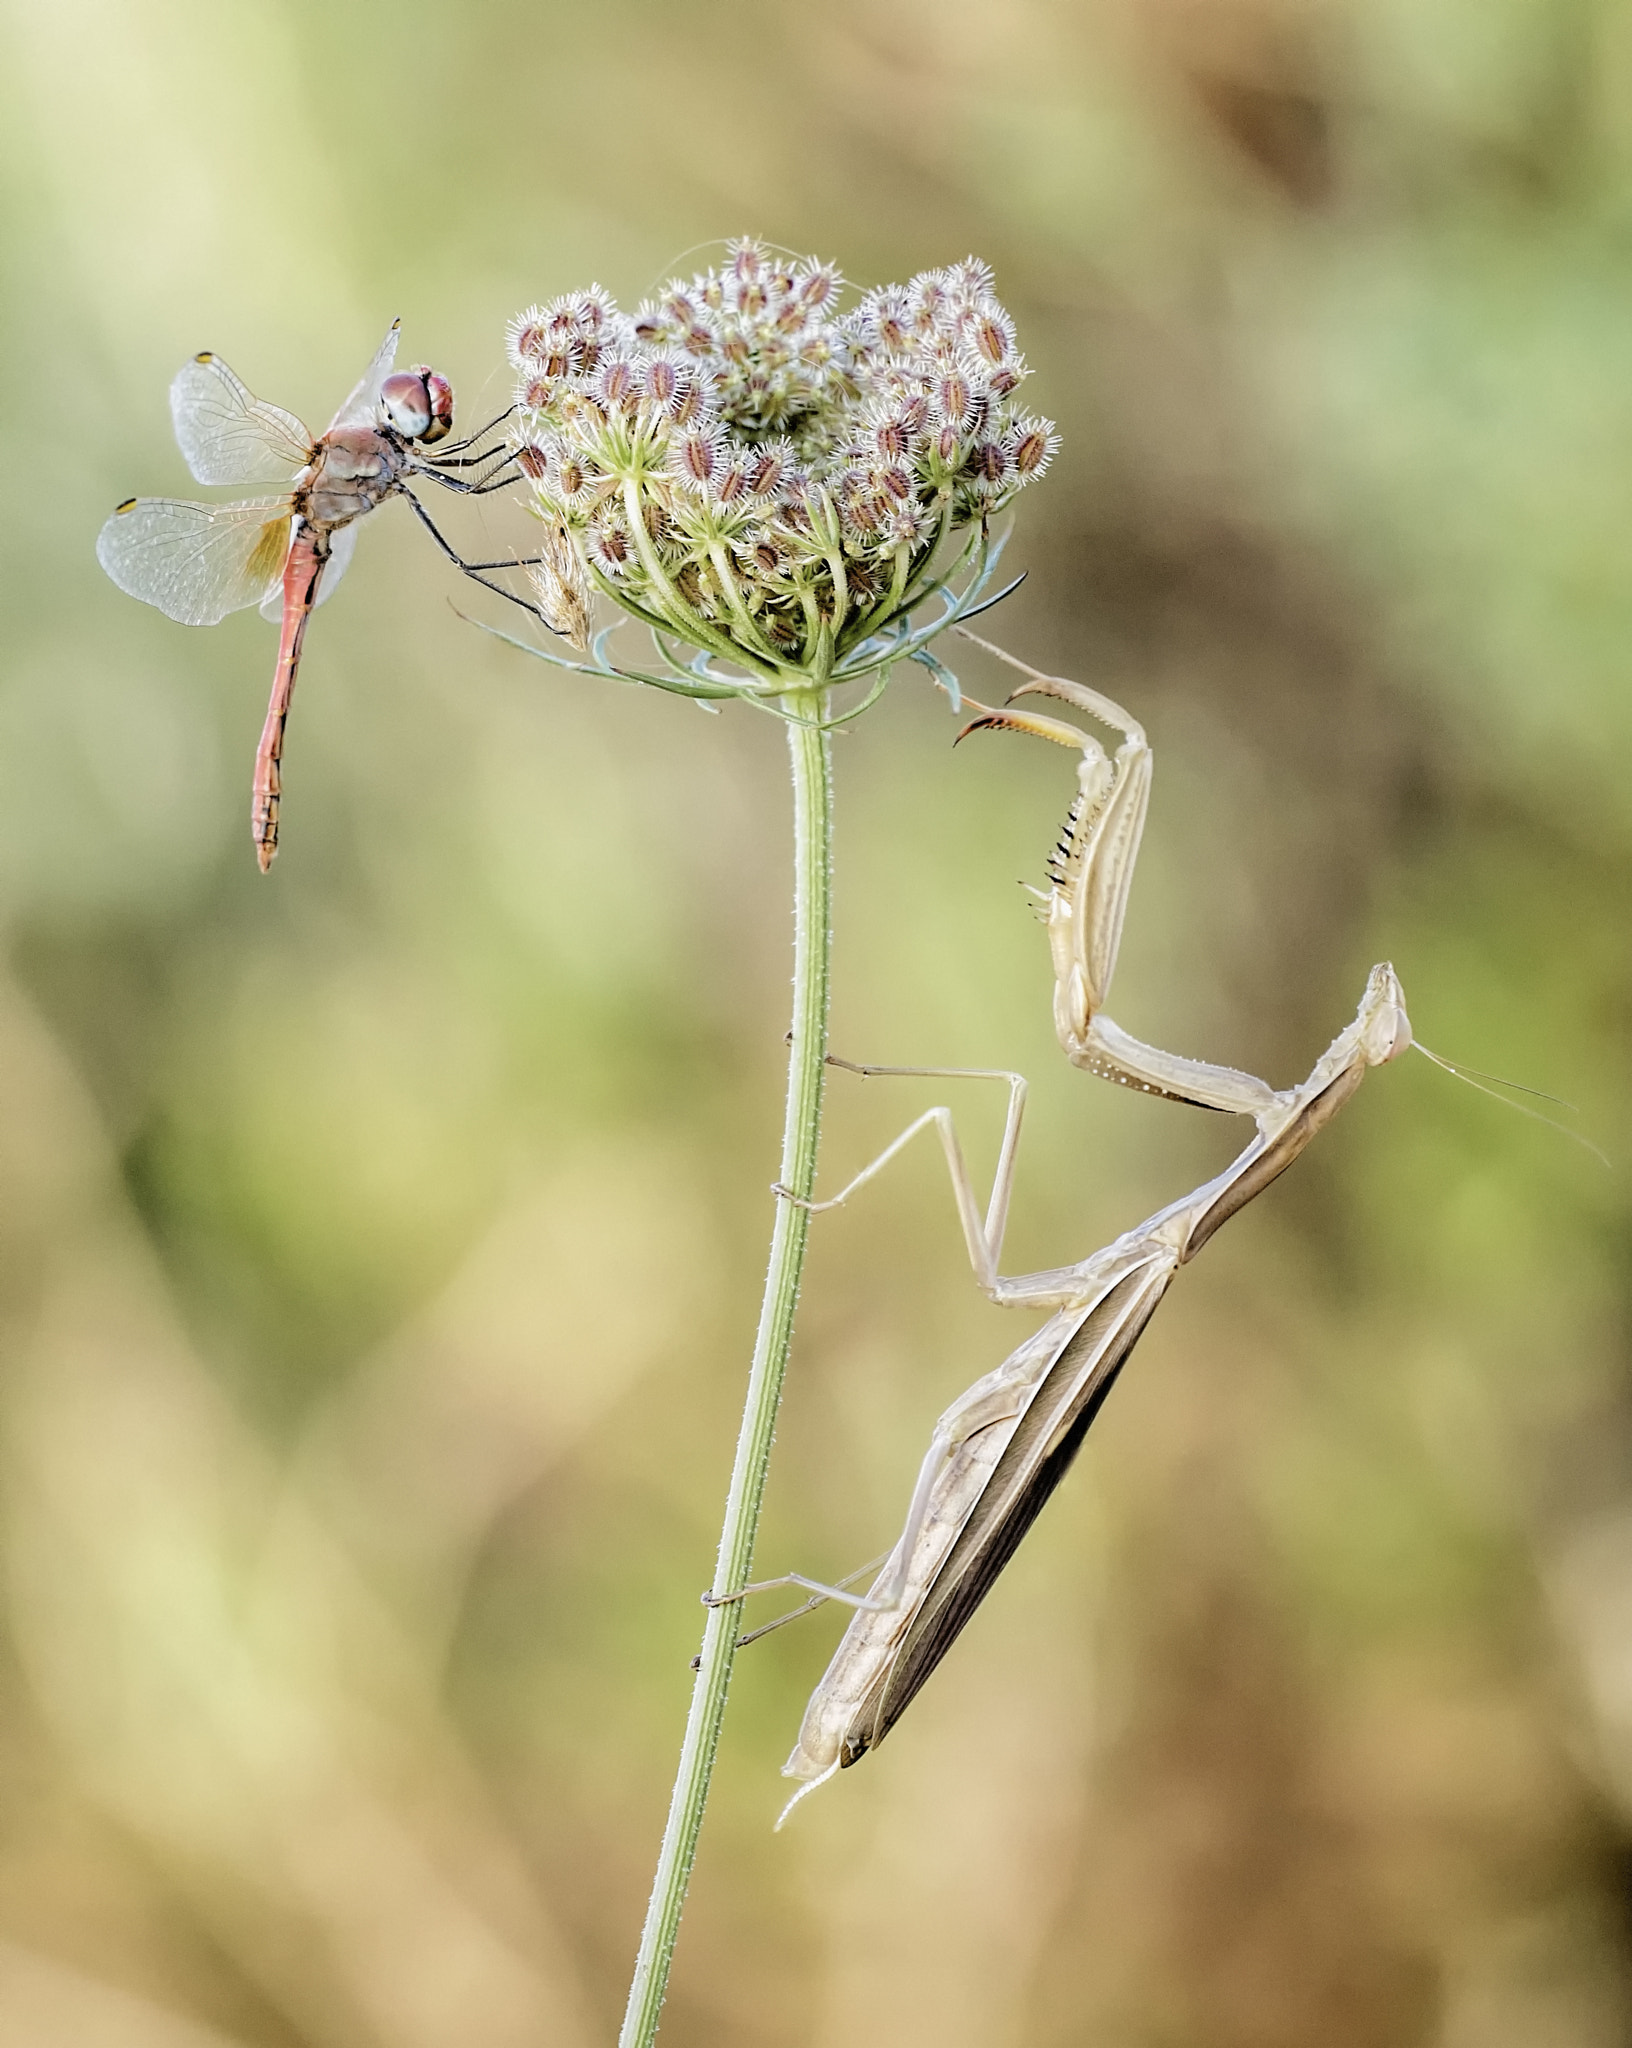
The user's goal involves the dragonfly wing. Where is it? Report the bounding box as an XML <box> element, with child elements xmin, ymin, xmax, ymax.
<box><xmin>327</xmin><ymin>320</ymin><xmax>402</xmax><ymax>432</ymax></box>
<box><xmin>313</xmin><ymin>517</ymin><xmax>359</xmax><ymax>608</ymax></box>
<box><xmin>256</xmin><ymin>516</ymin><xmax>359</xmax><ymax>620</ymax></box>
<box><xmin>98</xmin><ymin>496</ymin><xmax>291</xmax><ymax>626</ymax></box>
<box><xmin>170</xmin><ymin>354</ymin><xmax>313</xmax><ymax>486</ymax></box>
<box><xmin>259</xmin><ymin>517</ymin><xmax>300</xmax><ymax>621</ymax></box>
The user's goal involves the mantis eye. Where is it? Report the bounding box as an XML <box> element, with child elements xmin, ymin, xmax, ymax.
<box><xmin>1367</xmin><ymin>1001</ymin><xmax>1413</xmax><ymax>1063</ymax></box>
<box><xmin>380</xmin><ymin>371</ymin><xmax>433</xmax><ymax>439</ymax></box>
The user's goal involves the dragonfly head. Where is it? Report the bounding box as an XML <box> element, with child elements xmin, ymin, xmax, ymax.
<box><xmin>380</xmin><ymin>367</ymin><xmax>455</xmax><ymax>445</ymax></box>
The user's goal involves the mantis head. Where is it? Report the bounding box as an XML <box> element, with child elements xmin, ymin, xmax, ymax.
<box><xmin>1360</xmin><ymin>963</ymin><xmax>1413</xmax><ymax>1067</ymax></box>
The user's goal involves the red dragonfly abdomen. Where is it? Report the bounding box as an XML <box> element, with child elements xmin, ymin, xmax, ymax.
<box><xmin>254</xmin><ymin>525</ymin><xmax>326</xmax><ymax>871</ymax></box>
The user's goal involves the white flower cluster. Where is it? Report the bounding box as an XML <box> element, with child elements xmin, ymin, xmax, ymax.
<box><xmin>507</xmin><ymin>240</ymin><xmax>1057</xmax><ymax>667</ymax></box>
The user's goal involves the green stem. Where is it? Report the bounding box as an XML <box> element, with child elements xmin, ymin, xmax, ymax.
<box><xmin>618</xmin><ymin>694</ymin><xmax>834</xmax><ymax>2048</ymax></box>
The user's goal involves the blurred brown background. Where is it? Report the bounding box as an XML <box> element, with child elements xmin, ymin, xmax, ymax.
<box><xmin>3</xmin><ymin>0</ymin><xmax>1632</xmax><ymax>2042</ymax></box>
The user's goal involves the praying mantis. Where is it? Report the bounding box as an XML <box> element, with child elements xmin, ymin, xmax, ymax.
<box><xmin>707</xmin><ymin>635</ymin><xmax>1416</xmax><ymax>1818</ymax></box>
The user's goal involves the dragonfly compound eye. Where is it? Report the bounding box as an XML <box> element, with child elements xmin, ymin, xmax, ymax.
<box><xmin>415</xmin><ymin>368</ymin><xmax>454</xmax><ymax>444</ymax></box>
<box><xmin>380</xmin><ymin>371</ymin><xmax>433</xmax><ymax>440</ymax></box>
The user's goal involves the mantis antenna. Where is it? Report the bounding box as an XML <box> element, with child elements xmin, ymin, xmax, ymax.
<box><xmin>1410</xmin><ymin>1042</ymin><xmax>1609</xmax><ymax>1166</ymax></box>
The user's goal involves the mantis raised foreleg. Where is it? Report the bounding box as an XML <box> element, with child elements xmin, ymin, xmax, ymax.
<box><xmin>703</xmin><ymin>653</ymin><xmax>1414</xmax><ymax>1816</ymax></box>
<box><xmin>956</xmin><ymin>629</ymin><xmax>1287</xmax><ymax>1121</ymax></box>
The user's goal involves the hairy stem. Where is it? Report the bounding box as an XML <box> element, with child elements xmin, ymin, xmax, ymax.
<box><xmin>618</xmin><ymin>694</ymin><xmax>833</xmax><ymax>2048</ymax></box>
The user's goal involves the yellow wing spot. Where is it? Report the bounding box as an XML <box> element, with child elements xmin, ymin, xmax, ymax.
<box><xmin>194</xmin><ymin>350</ymin><xmax>215</xmax><ymax>363</ymax></box>
<box><xmin>248</xmin><ymin>518</ymin><xmax>289</xmax><ymax>588</ymax></box>
<box><xmin>114</xmin><ymin>497</ymin><xmax>137</xmax><ymax>514</ymax></box>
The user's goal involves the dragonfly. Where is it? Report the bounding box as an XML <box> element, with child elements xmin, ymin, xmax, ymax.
<box><xmin>97</xmin><ymin>323</ymin><xmax>530</xmax><ymax>869</ymax></box>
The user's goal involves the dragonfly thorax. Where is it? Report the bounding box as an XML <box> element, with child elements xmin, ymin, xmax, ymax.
<box><xmin>299</xmin><ymin>427</ymin><xmax>401</xmax><ymax>531</ymax></box>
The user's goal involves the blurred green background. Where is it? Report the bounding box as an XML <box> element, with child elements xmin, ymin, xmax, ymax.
<box><xmin>3</xmin><ymin>0</ymin><xmax>1632</xmax><ymax>2042</ymax></box>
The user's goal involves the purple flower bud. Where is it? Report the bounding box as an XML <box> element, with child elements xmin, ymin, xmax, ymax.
<box><xmin>969</xmin><ymin>307</ymin><xmax>1018</xmax><ymax>367</ymax></box>
<box><xmin>644</xmin><ymin>355</ymin><xmax>681</xmax><ymax>409</ymax></box>
<box><xmin>797</xmin><ymin>263</ymin><xmax>840</xmax><ymax>314</ymax></box>
<box><xmin>748</xmin><ymin>440</ymin><xmax>794</xmax><ymax>496</ymax></box>
<box><xmin>933</xmin><ymin>369</ymin><xmax>976</xmax><ymax>431</ymax></box>
<box><xmin>860</xmin><ymin>285</ymin><xmax>914</xmax><ymax>356</ymax></box>
<box><xmin>669</xmin><ymin>372</ymin><xmax>715</xmax><ymax>427</ymax></box>
<box><xmin>586</xmin><ymin>515</ymin><xmax>636</xmax><ymax>579</ymax></box>
<box><xmin>943</xmin><ymin>256</ymin><xmax>996</xmax><ymax>304</ymax></box>
<box><xmin>596</xmin><ymin>358</ymin><xmax>638</xmax><ymax>411</ymax></box>
<box><xmin>507</xmin><ymin>307</ymin><xmax>553</xmax><ymax>367</ymax></box>
<box><xmin>729</xmin><ymin>238</ymin><xmax>766</xmax><ymax>285</ymax></box>
<box><xmin>716</xmin><ymin>456</ymin><xmax>754</xmax><ymax>504</ymax></box>
<box><xmin>1008</xmin><ymin>416</ymin><xmax>1060</xmax><ymax>478</ymax></box>
<box><xmin>669</xmin><ymin>423</ymin><xmax>723</xmax><ymax>494</ymax></box>
<box><xmin>965</xmin><ymin>439</ymin><xmax>1016</xmax><ymax>498</ymax></box>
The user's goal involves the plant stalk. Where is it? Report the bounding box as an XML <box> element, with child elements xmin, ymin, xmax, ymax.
<box><xmin>618</xmin><ymin>694</ymin><xmax>833</xmax><ymax>2048</ymax></box>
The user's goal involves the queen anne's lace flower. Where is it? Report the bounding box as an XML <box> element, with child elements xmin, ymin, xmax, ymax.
<box><xmin>508</xmin><ymin>240</ymin><xmax>1057</xmax><ymax>669</ymax></box>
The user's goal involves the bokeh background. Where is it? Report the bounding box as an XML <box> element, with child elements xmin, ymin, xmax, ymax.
<box><xmin>3</xmin><ymin>0</ymin><xmax>1631</xmax><ymax>2042</ymax></box>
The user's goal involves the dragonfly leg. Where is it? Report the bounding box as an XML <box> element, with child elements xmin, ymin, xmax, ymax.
<box><xmin>421</xmin><ymin>405</ymin><xmax>518</xmax><ymax>460</ymax></box>
<box><xmin>398</xmin><ymin>489</ymin><xmax>543</xmax><ymax>619</ymax></box>
<box><xmin>418</xmin><ymin>447</ymin><xmax>515</xmax><ymax>472</ymax></box>
<box><xmin>413</xmin><ymin>453</ymin><xmax>527</xmax><ymax>497</ymax></box>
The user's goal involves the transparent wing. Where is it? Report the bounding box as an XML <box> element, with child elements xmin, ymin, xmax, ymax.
<box><xmin>257</xmin><ymin>516</ymin><xmax>359</xmax><ymax>621</ymax></box>
<box><xmin>170</xmin><ymin>354</ymin><xmax>313</xmax><ymax>486</ymax></box>
<box><xmin>97</xmin><ymin>496</ymin><xmax>291</xmax><ymax>626</ymax></box>
<box><xmin>326</xmin><ymin>320</ymin><xmax>402</xmax><ymax>433</ymax></box>
<box><xmin>315</xmin><ymin>517</ymin><xmax>360</xmax><ymax>605</ymax></box>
